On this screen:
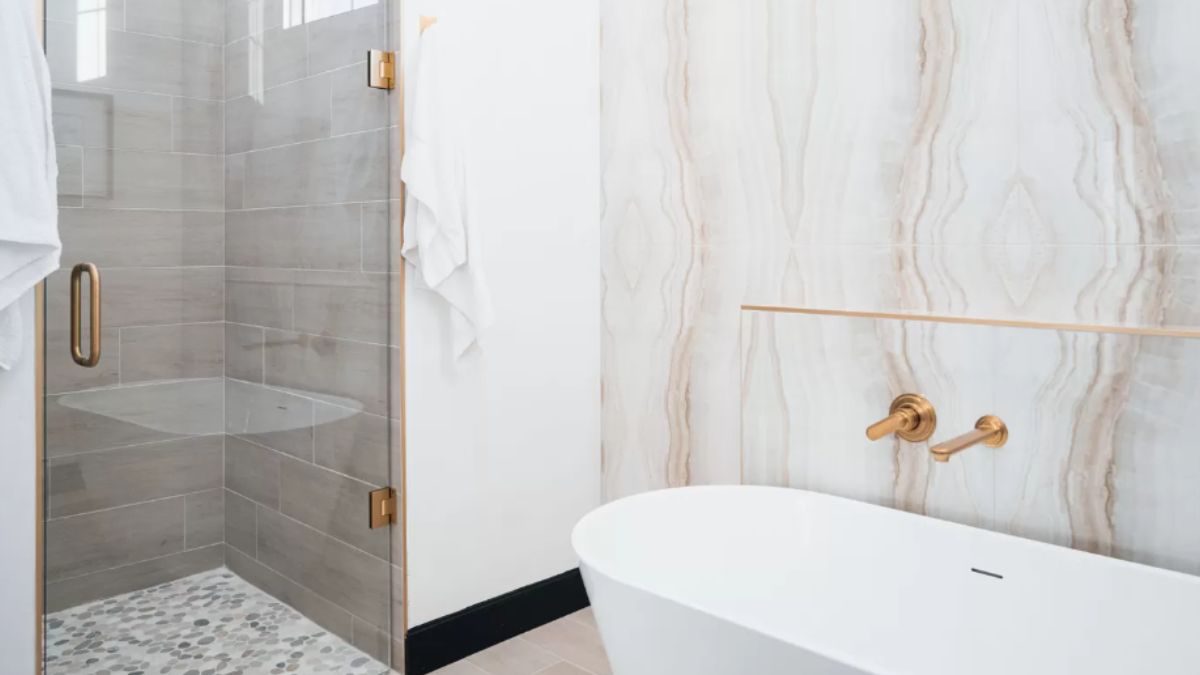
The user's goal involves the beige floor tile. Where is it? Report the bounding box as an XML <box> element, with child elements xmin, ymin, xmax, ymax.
<box><xmin>467</xmin><ymin>636</ymin><xmax>560</xmax><ymax>675</ymax></box>
<box><xmin>565</xmin><ymin>608</ymin><xmax>598</xmax><ymax>630</ymax></box>
<box><xmin>522</xmin><ymin>615</ymin><xmax>612</xmax><ymax>675</ymax></box>
<box><xmin>533</xmin><ymin>663</ymin><xmax>594</xmax><ymax>675</ymax></box>
<box><xmin>431</xmin><ymin>660</ymin><xmax>490</xmax><ymax>675</ymax></box>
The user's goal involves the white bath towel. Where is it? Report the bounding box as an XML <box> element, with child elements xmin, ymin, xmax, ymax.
<box><xmin>401</xmin><ymin>22</ymin><xmax>493</xmax><ymax>357</ymax></box>
<box><xmin>0</xmin><ymin>1</ymin><xmax>61</xmax><ymax>370</ymax></box>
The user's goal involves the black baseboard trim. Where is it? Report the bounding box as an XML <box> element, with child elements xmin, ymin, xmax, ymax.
<box><xmin>405</xmin><ymin>569</ymin><xmax>589</xmax><ymax>675</ymax></box>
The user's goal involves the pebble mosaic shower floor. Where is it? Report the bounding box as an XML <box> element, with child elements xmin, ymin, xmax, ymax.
<box><xmin>45</xmin><ymin>568</ymin><xmax>390</xmax><ymax>675</ymax></box>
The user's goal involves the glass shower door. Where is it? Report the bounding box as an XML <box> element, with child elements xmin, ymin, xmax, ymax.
<box><xmin>41</xmin><ymin>0</ymin><xmax>399</xmax><ymax>671</ymax></box>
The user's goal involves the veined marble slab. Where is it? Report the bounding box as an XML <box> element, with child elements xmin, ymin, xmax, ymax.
<box><xmin>600</xmin><ymin>0</ymin><xmax>1200</xmax><ymax>506</ymax></box>
<box><xmin>740</xmin><ymin>308</ymin><xmax>1200</xmax><ymax>576</ymax></box>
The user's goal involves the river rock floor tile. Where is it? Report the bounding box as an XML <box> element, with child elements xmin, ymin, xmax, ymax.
<box><xmin>45</xmin><ymin>568</ymin><xmax>389</xmax><ymax>674</ymax></box>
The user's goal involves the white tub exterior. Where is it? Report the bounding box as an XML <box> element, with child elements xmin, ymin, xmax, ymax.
<box><xmin>572</xmin><ymin>486</ymin><xmax>1200</xmax><ymax>675</ymax></box>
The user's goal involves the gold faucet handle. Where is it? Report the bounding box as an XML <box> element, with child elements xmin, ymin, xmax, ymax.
<box><xmin>866</xmin><ymin>394</ymin><xmax>937</xmax><ymax>443</ymax></box>
<box><xmin>930</xmin><ymin>415</ymin><xmax>1008</xmax><ymax>462</ymax></box>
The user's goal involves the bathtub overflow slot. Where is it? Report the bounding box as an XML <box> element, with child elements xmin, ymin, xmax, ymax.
<box><xmin>970</xmin><ymin>567</ymin><xmax>1003</xmax><ymax>580</ymax></box>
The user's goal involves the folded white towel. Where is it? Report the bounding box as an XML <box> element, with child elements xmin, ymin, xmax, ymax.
<box><xmin>0</xmin><ymin>1</ymin><xmax>62</xmax><ymax>370</ymax></box>
<box><xmin>401</xmin><ymin>22</ymin><xmax>493</xmax><ymax>357</ymax></box>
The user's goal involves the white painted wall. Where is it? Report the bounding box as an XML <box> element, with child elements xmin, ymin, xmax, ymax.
<box><xmin>0</xmin><ymin>292</ymin><xmax>38</xmax><ymax>667</ymax></box>
<box><xmin>403</xmin><ymin>0</ymin><xmax>601</xmax><ymax>625</ymax></box>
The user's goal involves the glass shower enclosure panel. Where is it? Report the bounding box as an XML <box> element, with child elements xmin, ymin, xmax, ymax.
<box><xmin>41</xmin><ymin>0</ymin><xmax>398</xmax><ymax>671</ymax></box>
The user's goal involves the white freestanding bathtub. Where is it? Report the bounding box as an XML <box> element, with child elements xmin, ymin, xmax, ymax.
<box><xmin>572</xmin><ymin>486</ymin><xmax>1200</xmax><ymax>675</ymax></box>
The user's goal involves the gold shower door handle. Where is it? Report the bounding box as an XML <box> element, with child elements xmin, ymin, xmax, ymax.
<box><xmin>70</xmin><ymin>262</ymin><xmax>101</xmax><ymax>368</ymax></box>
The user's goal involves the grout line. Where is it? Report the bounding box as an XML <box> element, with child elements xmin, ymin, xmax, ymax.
<box><xmin>47</xmin><ymin>543</ymin><xmax>224</xmax><ymax>587</ymax></box>
<box><xmin>68</xmin><ymin>146</ymin><xmax>226</xmax><ymax>159</ymax></box>
<box><xmin>228</xmin><ymin>198</ymin><xmax>392</xmax><ymax>214</ymax></box>
<box><xmin>48</xmin><ymin>487</ymin><xmax>220</xmax><ymax>523</ymax></box>
<box><xmin>47</xmin><ymin>370</ymin><xmax>224</xmax><ymax>397</ymax></box>
<box><xmin>224</xmin><ymin>324</ymin><xmax>396</xmax><ymax>350</ymax></box>
<box><xmin>46</xmin><ymin>431</ymin><xmax>224</xmax><ymax>461</ymax></box>
<box><xmin>227</xmin><ymin>478</ymin><xmax>391</xmax><ymax>565</ymax></box>
<box><xmin>230</xmin><ymin>433</ymin><xmax>384</xmax><ymax>493</ymax></box>
<box><xmin>224</xmin><ymin>125</ymin><xmax>387</xmax><ymax>157</ymax></box>
<box><xmin>182</xmin><ymin>491</ymin><xmax>189</xmax><ymax>549</ymax></box>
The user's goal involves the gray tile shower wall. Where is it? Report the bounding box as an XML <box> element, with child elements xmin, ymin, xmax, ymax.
<box><xmin>43</xmin><ymin>0</ymin><xmax>401</xmax><ymax>662</ymax></box>
<box><xmin>44</xmin><ymin>0</ymin><xmax>228</xmax><ymax>610</ymax></box>
<box><xmin>220</xmin><ymin>0</ymin><xmax>398</xmax><ymax>665</ymax></box>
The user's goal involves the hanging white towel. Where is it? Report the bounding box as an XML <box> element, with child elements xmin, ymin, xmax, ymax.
<box><xmin>0</xmin><ymin>1</ymin><xmax>61</xmax><ymax>370</ymax></box>
<box><xmin>401</xmin><ymin>22</ymin><xmax>493</xmax><ymax>357</ymax></box>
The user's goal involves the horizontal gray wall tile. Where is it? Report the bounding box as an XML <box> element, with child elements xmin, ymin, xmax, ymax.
<box><xmin>185</xmin><ymin>488</ymin><xmax>226</xmax><ymax>549</ymax></box>
<box><xmin>306</xmin><ymin>5</ymin><xmax>383</xmax><ymax>75</ymax></box>
<box><xmin>46</xmin><ymin>379</ymin><xmax>224</xmax><ymax>456</ymax></box>
<box><xmin>58</xmin><ymin>209</ymin><xmax>224</xmax><ymax>268</ymax></box>
<box><xmin>314</xmin><ymin>406</ymin><xmax>391</xmax><ymax>486</ymax></box>
<box><xmin>45</xmin><ymin>326</ymin><xmax>121</xmax><ymax>394</ymax></box>
<box><xmin>120</xmin><ymin>322</ymin><xmax>224</xmax><ymax>383</ymax></box>
<box><xmin>224</xmin><ymin>26</ymin><xmax>307</xmax><ymax>99</ymax></box>
<box><xmin>226</xmin><ymin>379</ymin><xmax>314</xmax><ymax>460</ymax></box>
<box><xmin>225</xmin><ymin>489</ymin><xmax>257</xmax><ymax>556</ymax></box>
<box><xmin>331</xmin><ymin>65</ymin><xmax>388</xmax><ymax>136</ymax></box>
<box><xmin>47</xmin><ymin>0</ymin><xmax>125</xmax><ymax>27</ymax></box>
<box><xmin>226</xmin><ymin>152</ymin><xmax>245</xmax><ymax>209</ymax></box>
<box><xmin>49</xmin><ymin>435</ymin><xmax>223</xmax><ymax>517</ymax></box>
<box><xmin>225</xmin><ymin>75</ymin><xmax>332</xmax><ymax>153</ymax></box>
<box><xmin>47</xmin><ymin>267</ymin><xmax>223</xmax><ymax>330</ymax></box>
<box><xmin>264</xmin><ymin>329</ymin><xmax>388</xmax><ymax>416</ymax></box>
<box><xmin>52</xmin><ymin>87</ymin><xmax>172</xmax><ymax>152</ymax></box>
<box><xmin>225</xmin><ymin>435</ymin><xmax>282</xmax><ymax>507</ymax></box>
<box><xmin>225</xmin><ymin>0</ymin><xmax>282</xmax><ymax>45</ymax></box>
<box><xmin>256</xmin><ymin>507</ymin><xmax>390</xmax><ymax>627</ymax></box>
<box><xmin>293</xmin><ymin>271</ymin><xmax>388</xmax><ymax>343</ymax></box>
<box><xmin>173</xmin><ymin>97</ymin><xmax>225</xmax><ymax>153</ymax></box>
<box><xmin>46</xmin><ymin>497</ymin><xmax>186</xmax><ymax>581</ymax></box>
<box><xmin>225</xmin><ymin>544</ymin><xmax>355</xmax><ymax>643</ymax></box>
<box><xmin>226</xmin><ymin>323</ymin><xmax>265</xmax><ymax>382</ymax></box>
<box><xmin>280</xmin><ymin>456</ymin><xmax>389</xmax><ymax>558</ymax></box>
<box><xmin>352</xmin><ymin>616</ymin><xmax>393</xmax><ymax>665</ymax></box>
<box><xmin>361</xmin><ymin>201</ymin><xmax>395</xmax><ymax>274</ymax></box>
<box><xmin>226</xmin><ymin>267</ymin><xmax>293</xmax><ymax>329</ymax></box>
<box><xmin>81</xmin><ymin>148</ymin><xmax>224</xmax><ymax>210</ymax></box>
<box><xmin>225</xmin><ymin>205</ymin><xmax>362</xmax><ymax>270</ymax></box>
<box><xmin>47</xmin><ymin>21</ymin><xmax>222</xmax><ymax>99</ymax></box>
<box><xmin>125</xmin><ymin>0</ymin><xmax>226</xmax><ymax>44</ymax></box>
<box><xmin>241</xmin><ymin>129</ymin><xmax>388</xmax><ymax>208</ymax></box>
<box><xmin>57</xmin><ymin>145</ymin><xmax>82</xmax><ymax>207</ymax></box>
<box><xmin>46</xmin><ymin>544</ymin><xmax>221</xmax><ymax>613</ymax></box>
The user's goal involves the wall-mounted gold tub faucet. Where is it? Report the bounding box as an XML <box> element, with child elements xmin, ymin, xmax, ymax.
<box><xmin>930</xmin><ymin>415</ymin><xmax>1008</xmax><ymax>462</ymax></box>
<box><xmin>866</xmin><ymin>394</ymin><xmax>937</xmax><ymax>443</ymax></box>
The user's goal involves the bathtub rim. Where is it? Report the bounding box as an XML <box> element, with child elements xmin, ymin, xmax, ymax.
<box><xmin>572</xmin><ymin>485</ymin><xmax>1200</xmax><ymax>675</ymax></box>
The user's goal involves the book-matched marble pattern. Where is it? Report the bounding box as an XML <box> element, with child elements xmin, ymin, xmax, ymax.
<box><xmin>600</xmin><ymin>1</ymin><xmax>1200</xmax><ymax>504</ymax></box>
<box><xmin>740</xmin><ymin>309</ymin><xmax>1200</xmax><ymax>575</ymax></box>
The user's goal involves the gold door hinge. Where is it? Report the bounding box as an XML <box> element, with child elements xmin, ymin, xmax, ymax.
<box><xmin>369</xmin><ymin>487</ymin><xmax>397</xmax><ymax>528</ymax></box>
<box><xmin>368</xmin><ymin>49</ymin><xmax>396</xmax><ymax>90</ymax></box>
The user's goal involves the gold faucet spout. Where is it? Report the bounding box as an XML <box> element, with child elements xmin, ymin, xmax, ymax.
<box><xmin>931</xmin><ymin>415</ymin><xmax>1008</xmax><ymax>462</ymax></box>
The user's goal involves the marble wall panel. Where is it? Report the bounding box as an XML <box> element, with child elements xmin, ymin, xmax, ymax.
<box><xmin>741</xmin><ymin>309</ymin><xmax>1200</xmax><ymax>576</ymax></box>
<box><xmin>600</xmin><ymin>0</ymin><xmax>1200</xmax><ymax>576</ymax></box>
